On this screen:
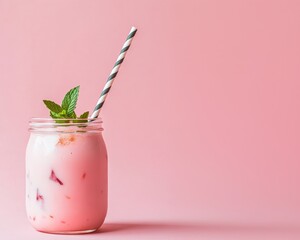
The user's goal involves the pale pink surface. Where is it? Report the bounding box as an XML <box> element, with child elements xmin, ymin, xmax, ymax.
<box><xmin>0</xmin><ymin>0</ymin><xmax>300</xmax><ymax>239</ymax></box>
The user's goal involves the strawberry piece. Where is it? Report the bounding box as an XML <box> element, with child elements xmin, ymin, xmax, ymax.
<box><xmin>57</xmin><ymin>135</ymin><xmax>76</xmax><ymax>145</ymax></box>
<box><xmin>36</xmin><ymin>189</ymin><xmax>44</xmax><ymax>201</ymax></box>
<box><xmin>50</xmin><ymin>170</ymin><xmax>64</xmax><ymax>185</ymax></box>
<box><xmin>82</xmin><ymin>172</ymin><xmax>86</xmax><ymax>179</ymax></box>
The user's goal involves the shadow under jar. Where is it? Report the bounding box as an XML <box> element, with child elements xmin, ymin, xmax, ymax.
<box><xmin>26</xmin><ymin>118</ymin><xmax>107</xmax><ymax>234</ymax></box>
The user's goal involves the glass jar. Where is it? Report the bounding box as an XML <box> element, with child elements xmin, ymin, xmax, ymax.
<box><xmin>26</xmin><ymin>118</ymin><xmax>107</xmax><ymax>234</ymax></box>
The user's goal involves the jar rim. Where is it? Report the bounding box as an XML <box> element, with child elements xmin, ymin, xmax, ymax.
<box><xmin>29</xmin><ymin>117</ymin><xmax>103</xmax><ymax>133</ymax></box>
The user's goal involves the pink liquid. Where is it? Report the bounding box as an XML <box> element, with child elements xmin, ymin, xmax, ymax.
<box><xmin>26</xmin><ymin>131</ymin><xmax>107</xmax><ymax>233</ymax></box>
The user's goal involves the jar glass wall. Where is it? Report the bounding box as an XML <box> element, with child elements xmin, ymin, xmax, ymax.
<box><xmin>26</xmin><ymin>118</ymin><xmax>107</xmax><ymax>234</ymax></box>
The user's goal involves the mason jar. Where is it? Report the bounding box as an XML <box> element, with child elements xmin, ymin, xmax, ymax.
<box><xmin>26</xmin><ymin>118</ymin><xmax>107</xmax><ymax>234</ymax></box>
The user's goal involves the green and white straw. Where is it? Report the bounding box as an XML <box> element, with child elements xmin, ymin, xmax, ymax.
<box><xmin>91</xmin><ymin>26</ymin><xmax>137</xmax><ymax>119</ymax></box>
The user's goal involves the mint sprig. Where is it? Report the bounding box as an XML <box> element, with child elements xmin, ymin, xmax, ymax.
<box><xmin>43</xmin><ymin>86</ymin><xmax>89</xmax><ymax>123</ymax></box>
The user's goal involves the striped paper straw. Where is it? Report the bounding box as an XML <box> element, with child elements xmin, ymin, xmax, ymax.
<box><xmin>91</xmin><ymin>26</ymin><xmax>137</xmax><ymax>119</ymax></box>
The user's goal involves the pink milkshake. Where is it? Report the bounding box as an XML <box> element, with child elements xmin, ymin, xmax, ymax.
<box><xmin>26</xmin><ymin>118</ymin><xmax>107</xmax><ymax>233</ymax></box>
<box><xmin>26</xmin><ymin>26</ymin><xmax>137</xmax><ymax>234</ymax></box>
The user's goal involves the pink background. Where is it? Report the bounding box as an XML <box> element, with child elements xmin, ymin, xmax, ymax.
<box><xmin>1</xmin><ymin>0</ymin><xmax>300</xmax><ymax>239</ymax></box>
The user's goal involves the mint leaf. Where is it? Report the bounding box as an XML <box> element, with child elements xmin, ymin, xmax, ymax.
<box><xmin>79</xmin><ymin>111</ymin><xmax>89</xmax><ymax>119</ymax></box>
<box><xmin>50</xmin><ymin>111</ymin><xmax>69</xmax><ymax>123</ymax></box>
<box><xmin>50</xmin><ymin>110</ymin><xmax>68</xmax><ymax>119</ymax></box>
<box><xmin>73</xmin><ymin>111</ymin><xmax>89</xmax><ymax>123</ymax></box>
<box><xmin>43</xmin><ymin>100</ymin><xmax>63</xmax><ymax>113</ymax></box>
<box><xmin>51</xmin><ymin>109</ymin><xmax>68</xmax><ymax>118</ymax></box>
<box><xmin>68</xmin><ymin>111</ymin><xmax>77</xmax><ymax>119</ymax></box>
<box><xmin>61</xmin><ymin>86</ymin><xmax>79</xmax><ymax>115</ymax></box>
<box><xmin>50</xmin><ymin>111</ymin><xmax>61</xmax><ymax>119</ymax></box>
